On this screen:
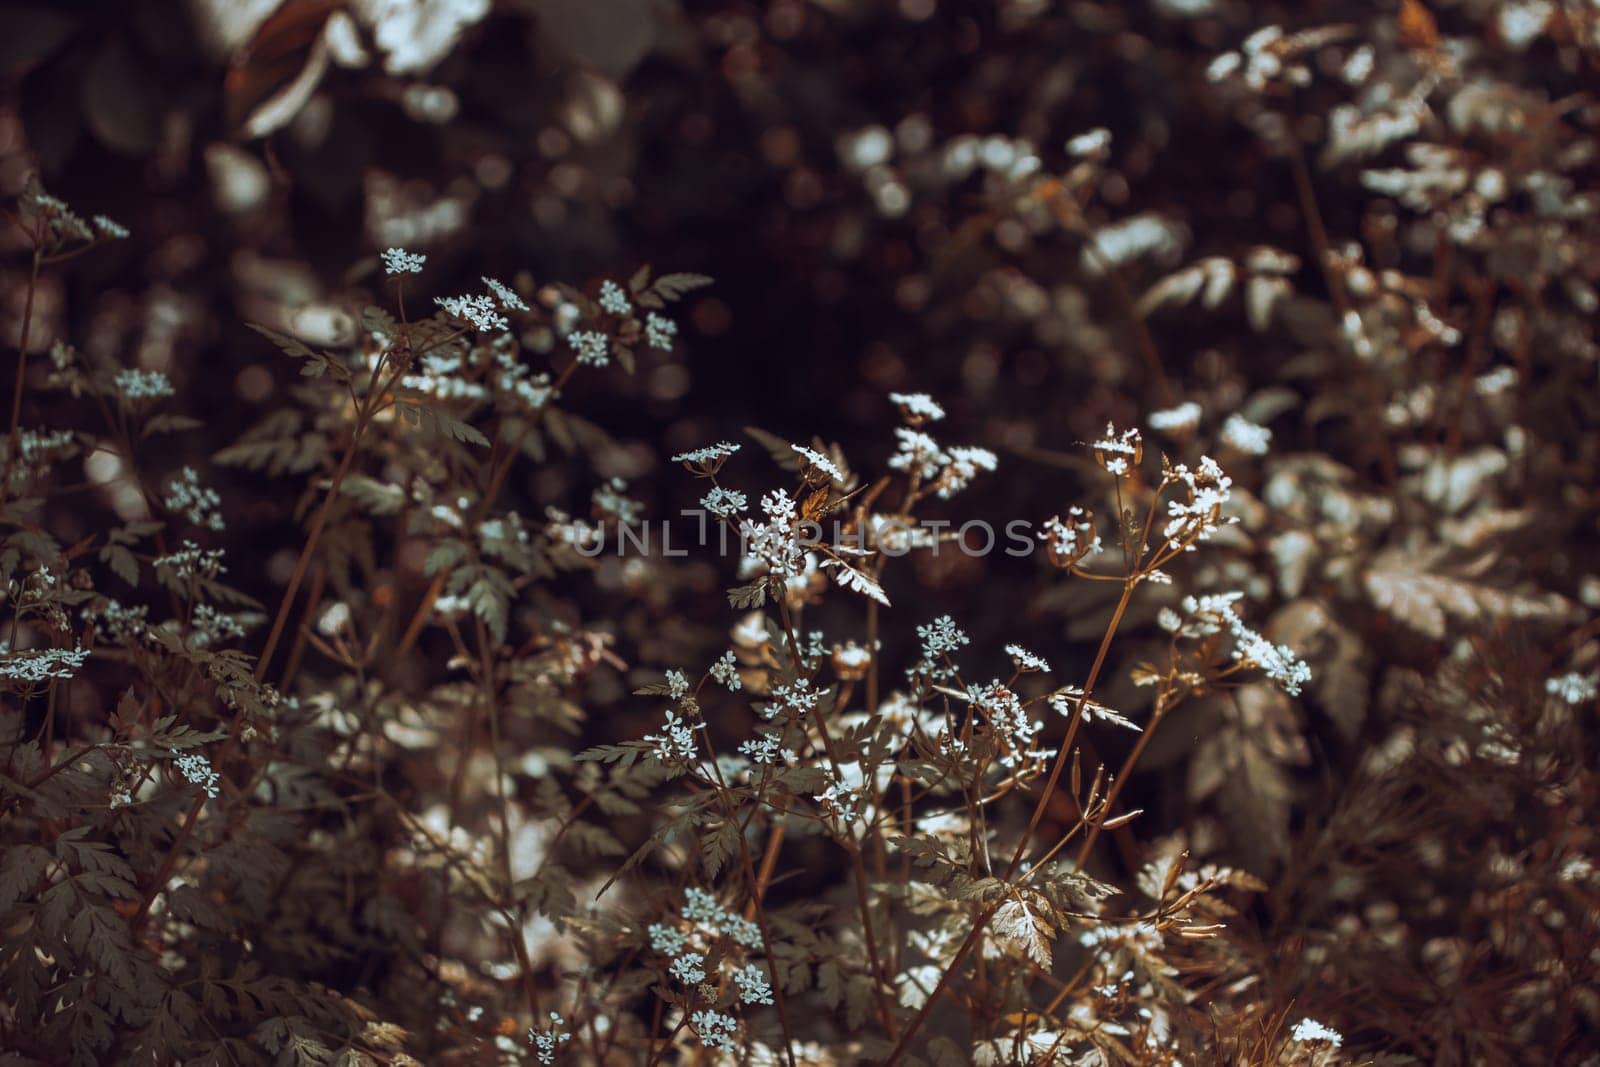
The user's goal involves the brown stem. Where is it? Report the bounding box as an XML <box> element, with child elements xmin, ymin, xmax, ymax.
<box><xmin>1004</xmin><ymin>578</ymin><xmax>1137</xmax><ymax>878</ymax></box>
<box><xmin>4</xmin><ymin>248</ymin><xmax>42</xmax><ymax>492</ymax></box>
<box><xmin>255</xmin><ymin>411</ymin><xmax>368</xmax><ymax>683</ymax></box>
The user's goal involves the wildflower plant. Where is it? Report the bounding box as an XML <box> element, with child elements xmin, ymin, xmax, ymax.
<box><xmin>6</xmin><ymin>1</ymin><xmax>1600</xmax><ymax>1063</ymax></box>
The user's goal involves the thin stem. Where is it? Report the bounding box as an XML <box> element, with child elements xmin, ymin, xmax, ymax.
<box><xmin>1004</xmin><ymin>578</ymin><xmax>1137</xmax><ymax>878</ymax></box>
<box><xmin>4</xmin><ymin>248</ymin><xmax>42</xmax><ymax>491</ymax></box>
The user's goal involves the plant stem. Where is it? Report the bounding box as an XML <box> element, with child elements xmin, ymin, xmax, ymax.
<box><xmin>4</xmin><ymin>248</ymin><xmax>42</xmax><ymax>492</ymax></box>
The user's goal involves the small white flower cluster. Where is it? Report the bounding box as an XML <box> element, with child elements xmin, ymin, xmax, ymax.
<box><xmin>665</xmin><ymin>669</ymin><xmax>690</xmax><ymax>700</ymax></box>
<box><xmin>174</xmin><ymin>751</ymin><xmax>220</xmax><ymax>799</ymax></box>
<box><xmin>435</xmin><ymin>292</ymin><xmax>508</xmax><ymax>333</ymax></box>
<box><xmin>732</xmin><ymin>963</ymin><xmax>774</xmax><ymax>1005</ymax></box>
<box><xmin>766</xmin><ymin>677</ymin><xmax>824</xmax><ymax>721</ymax></box>
<box><xmin>567</xmin><ymin>329</ymin><xmax>610</xmax><ymax>366</ymax></box>
<box><xmin>481</xmin><ymin>276</ymin><xmax>528</xmax><ymax>311</ymax></box>
<box><xmin>791</xmin><ymin>444</ymin><xmax>843</xmax><ymax>482</ymax></box>
<box><xmin>87</xmin><ymin>599</ymin><xmax>150</xmax><ymax>644</ymax></box>
<box><xmin>645</xmin><ymin>311</ymin><xmax>678</xmax><ymax>350</ymax></box>
<box><xmin>939</xmin><ymin>446</ymin><xmax>998</xmax><ymax>498</ymax></box>
<box><xmin>381</xmin><ymin>247</ymin><xmax>426</xmax><ymax>274</ymax></box>
<box><xmin>154</xmin><ymin>541</ymin><xmax>227</xmax><ymax>581</ymax></box>
<box><xmin>164</xmin><ymin>467</ymin><xmax>225</xmax><ymax>531</ymax></box>
<box><xmin>1181</xmin><ymin>593</ymin><xmax>1312</xmax><ymax>695</ymax></box>
<box><xmin>189</xmin><ymin>604</ymin><xmax>248</xmax><ymax>649</ymax></box>
<box><xmin>401</xmin><ymin>350</ymin><xmax>487</xmax><ymax>402</ymax></box>
<box><xmin>1288</xmin><ymin>1017</ymin><xmax>1343</xmax><ymax>1047</ymax></box>
<box><xmin>1161</xmin><ymin>455</ymin><xmax>1235</xmax><ymax>551</ymax></box>
<box><xmin>740</xmin><ymin>489</ymin><xmax>805</xmax><ymax>577</ymax></box>
<box><xmin>1221</xmin><ymin>412</ymin><xmax>1272</xmax><ymax>455</ymax></box>
<box><xmin>737</xmin><ymin>733</ymin><xmax>790</xmax><ymax>765</ymax></box>
<box><xmin>1038</xmin><ymin>506</ymin><xmax>1102</xmax><ymax>563</ymax></box>
<box><xmin>670</xmin><ymin>952</ymin><xmax>708</xmax><ymax>985</ymax></box>
<box><xmin>701</xmin><ymin>486</ymin><xmax>748</xmax><ymax>517</ymax></box>
<box><xmin>650</xmin><ymin>886</ymin><xmax>768</xmax><ymax>1051</ymax></box>
<box><xmin>967</xmin><ymin>682</ymin><xmax>1046</xmax><ymax>769</ymax></box>
<box><xmin>813</xmin><ymin>768</ymin><xmax>867</xmax><ymax>822</ymax></box>
<box><xmin>1006</xmin><ymin>644</ymin><xmax>1050</xmax><ymax>672</ymax></box>
<box><xmin>673</xmin><ymin>442</ymin><xmax>740</xmax><ymax>467</ymax></box>
<box><xmin>92</xmin><ymin>214</ymin><xmax>130</xmax><ymax>239</ymax></box>
<box><xmin>680</xmin><ymin>886</ymin><xmax>763</xmax><ymax>948</ymax></box>
<box><xmin>691</xmin><ymin>1010</ymin><xmax>738</xmax><ymax>1052</ymax></box>
<box><xmin>1092</xmin><ymin>422</ymin><xmax>1143</xmax><ymax>476</ymax></box>
<box><xmin>527</xmin><ymin>1012</ymin><xmax>572</xmax><ymax>1064</ymax></box>
<box><xmin>911</xmin><ymin>614</ymin><xmax>969</xmax><ymax>684</ymax></box>
<box><xmin>886</xmin><ymin>421</ymin><xmax>997</xmax><ymax>499</ymax></box>
<box><xmin>1148</xmin><ymin>400</ymin><xmax>1203</xmax><ymax>433</ymax></box>
<box><xmin>598</xmin><ymin>279</ymin><xmax>631</xmax><ymax>315</ymax></box>
<box><xmin>579</xmin><ymin>481</ymin><xmax>637</xmax><ymax>529</ymax></box>
<box><xmin>888</xmin><ymin>428</ymin><xmax>944</xmax><ymax>480</ymax></box>
<box><xmin>1207</xmin><ymin>25</ymin><xmax>1314</xmax><ymax>92</ymax></box>
<box><xmin>889</xmin><ymin>391</ymin><xmax>945</xmax><ymax>421</ymax></box>
<box><xmin>114</xmin><ymin>368</ymin><xmax>175</xmax><ymax>400</ymax></box>
<box><xmin>1066</xmin><ymin>126</ymin><xmax>1112</xmax><ymax>158</ymax></box>
<box><xmin>1546</xmin><ymin>671</ymin><xmax>1597</xmax><ymax>705</ymax></box>
<box><xmin>0</xmin><ymin>642</ymin><xmax>89</xmax><ymax>684</ymax></box>
<box><xmin>643</xmin><ymin>708</ymin><xmax>704</xmax><ymax>764</ymax></box>
<box><xmin>710</xmin><ymin>650</ymin><xmax>741</xmax><ymax>690</ymax></box>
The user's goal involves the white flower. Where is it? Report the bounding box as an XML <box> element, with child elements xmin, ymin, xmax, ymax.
<box><xmin>889</xmin><ymin>392</ymin><xmax>945</xmax><ymax>421</ymax></box>
<box><xmin>691</xmin><ymin>1010</ymin><xmax>739</xmax><ymax>1052</ymax></box>
<box><xmin>598</xmin><ymin>279</ymin><xmax>631</xmax><ymax>315</ymax></box>
<box><xmin>381</xmin><ymin>247</ymin><xmax>426</xmax><ymax>274</ymax></box>
<box><xmin>114</xmin><ymin>368</ymin><xmax>174</xmax><ymax>400</ymax></box>
<box><xmin>917</xmin><ymin>615</ymin><xmax>969</xmax><ymax>659</ymax></box>
<box><xmin>1093</xmin><ymin>422</ymin><xmax>1143</xmax><ymax>475</ymax></box>
<box><xmin>643</xmin><ymin>708</ymin><xmax>704</xmax><ymax>763</ymax></box>
<box><xmin>710</xmin><ymin>650</ymin><xmax>742</xmax><ymax>690</ymax></box>
<box><xmin>674</xmin><ymin>442</ymin><xmax>740</xmax><ymax>466</ymax></box>
<box><xmin>1546</xmin><ymin>671</ymin><xmax>1597</xmax><ymax>705</ymax></box>
<box><xmin>791</xmin><ymin>444</ymin><xmax>843</xmax><ymax>482</ymax></box>
<box><xmin>528</xmin><ymin>1012</ymin><xmax>572</xmax><ymax>1064</ymax></box>
<box><xmin>164</xmin><ymin>467</ymin><xmax>225</xmax><ymax>531</ymax></box>
<box><xmin>702</xmin><ymin>486</ymin><xmax>748</xmax><ymax>517</ymax></box>
<box><xmin>665</xmin><ymin>669</ymin><xmax>689</xmax><ymax>700</ymax></box>
<box><xmin>435</xmin><ymin>293</ymin><xmax>508</xmax><ymax>332</ymax></box>
<box><xmin>189</xmin><ymin>604</ymin><xmax>247</xmax><ymax>648</ymax></box>
<box><xmin>174</xmin><ymin>751</ymin><xmax>221</xmax><ymax>799</ymax></box>
<box><xmin>1</xmin><ymin>643</ymin><xmax>89</xmax><ymax>684</ymax></box>
<box><xmin>649</xmin><ymin>922</ymin><xmax>690</xmax><ymax>956</ymax></box>
<box><xmin>1221</xmin><ymin>412</ymin><xmax>1272</xmax><ymax>455</ymax></box>
<box><xmin>92</xmin><ymin>214</ymin><xmax>129</xmax><ymax>239</ymax></box>
<box><xmin>739</xmin><ymin>734</ymin><xmax>785</xmax><ymax>764</ymax></box>
<box><xmin>1005</xmin><ymin>644</ymin><xmax>1050</xmax><ymax>672</ymax></box>
<box><xmin>1182</xmin><ymin>593</ymin><xmax>1312</xmax><ymax>695</ymax></box>
<box><xmin>482</xmin><ymin>276</ymin><xmax>529</xmax><ymax>311</ymax></box>
<box><xmin>1148</xmin><ymin>400</ymin><xmax>1202</xmax><ymax>432</ymax></box>
<box><xmin>739</xmin><ymin>488</ymin><xmax>805</xmax><ymax>577</ymax></box>
<box><xmin>1289</xmin><ymin>1017</ymin><xmax>1343</xmax><ymax>1047</ymax></box>
<box><xmin>645</xmin><ymin>312</ymin><xmax>678</xmax><ymax>350</ymax></box>
<box><xmin>888</xmin><ymin>427</ymin><xmax>946</xmax><ymax>481</ymax></box>
<box><xmin>1162</xmin><ymin>455</ymin><xmax>1234</xmax><ymax>550</ymax></box>
<box><xmin>734</xmin><ymin>964</ymin><xmax>774</xmax><ymax>1005</ymax></box>
<box><xmin>936</xmin><ymin>446</ymin><xmax>997</xmax><ymax>499</ymax></box>
<box><xmin>767</xmin><ymin>678</ymin><xmax>823</xmax><ymax>720</ymax></box>
<box><xmin>1066</xmin><ymin>127</ymin><xmax>1112</xmax><ymax>158</ymax></box>
<box><xmin>154</xmin><ymin>541</ymin><xmax>227</xmax><ymax>581</ymax></box>
<box><xmin>568</xmin><ymin>330</ymin><xmax>610</xmax><ymax>366</ymax></box>
<box><xmin>669</xmin><ymin>952</ymin><xmax>707</xmax><ymax>985</ymax></box>
<box><xmin>1038</xmin><ymin>507</ymin><xmax>1101</xmax><ymax>562</ymax></box>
